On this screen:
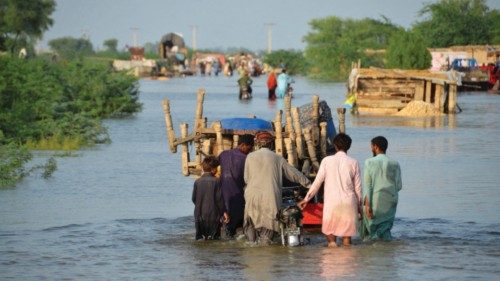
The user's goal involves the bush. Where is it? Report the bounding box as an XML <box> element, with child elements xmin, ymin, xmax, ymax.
<box><xmin>385</xmin><ymin>30</ymin><xmax>432</xmax><ymax>69</ymax></box>
<box><xmin>0</xmin><ymin>56</ymin><xmax>142</xmax><ymax>186</ymax></box>
<box><xmin>263</xmin><ymin>50</ymin><xmax>308</xmax><ymax>75</ymax></box>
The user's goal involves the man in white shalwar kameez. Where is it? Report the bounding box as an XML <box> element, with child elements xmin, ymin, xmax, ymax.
<box><xmin>243</xmin><ymin>131</ymin><xmax>311</xmax><ymax>245</ymax></box>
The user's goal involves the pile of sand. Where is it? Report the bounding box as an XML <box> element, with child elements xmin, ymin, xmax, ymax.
<box><xmin>395</xmin><ymin>101</ymin><xmax>444</xmax><ymax>117</ymax></box>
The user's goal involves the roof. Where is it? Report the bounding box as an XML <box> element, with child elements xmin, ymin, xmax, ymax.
<box><xmin>356</xmin><ymin>67</ymin><xmax>450</xmax><ymax>81</ymax></box>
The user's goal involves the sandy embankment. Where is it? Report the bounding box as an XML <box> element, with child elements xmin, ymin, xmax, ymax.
<box><xmin>394</xmin><ymin>101</ymin><xmax>444</xmax><ymax>117</ymax></box>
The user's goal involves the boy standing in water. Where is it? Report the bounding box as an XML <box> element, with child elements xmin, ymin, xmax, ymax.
<box><xmin>192</xmin><ymin>156</ymin><xmax>229</xmax><ymax>240</ymax></box>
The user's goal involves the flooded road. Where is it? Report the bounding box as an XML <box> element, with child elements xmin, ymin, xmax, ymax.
<box><xmin>1</xmin><ymin>76</ymin><xmax>499</xmax><ymax>280</ymax></box>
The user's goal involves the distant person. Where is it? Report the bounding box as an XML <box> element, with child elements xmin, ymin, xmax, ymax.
<box><xmin>298</xmin><ymin>133</ymin><xmax>362</xmax><ymax>247</ymax></box>
<box><xmin>192</xmin><ymin>156</ymin><xmax>229</xmax><ymax>240</ymax></box>
<box><xmin>276</xmin><ymin>68</ymin><xmax>294</xmax><ymax>99</ymax></box>
<box><xmin>243</xmin><ymin>131</ymin><xmax>311</xmax><ymax>245</ymax></box>
<box><xmin>267</xmin><ymin>69</ymin><xmax>277</xmax><ymax>100</ymax></box>
<box><xmin>237</xmin><ymin>71</ymin><xmax>253</xmax><ymax>99</ymax></box>
<box><xmin>360</xmin><ymin>136</ymin><xmax>402</xmax><ymax>241</ymax></box>
<box><xmin>218</xmin><ymin>134</ymin><xmax>254</xmax><ymax>238</ymax></box>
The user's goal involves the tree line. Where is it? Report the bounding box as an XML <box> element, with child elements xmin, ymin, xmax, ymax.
<box><xmin>265</xmin><ymin>0</ymin><xmax>499</xmax><ymax>80</ymax></box>
<box><xmin>0</xmin><ymin>0</ymin><xmax>142</xmax><ymax>187</ymax></box>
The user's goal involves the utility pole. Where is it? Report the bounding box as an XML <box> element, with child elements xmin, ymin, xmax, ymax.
<box><xmin>130</xmin><ymin>27</ymin><xmax>139</xmax><ymax>47</ymax></box>
<box><xmin>190</xmin><ymin>25</ymin><xmax>198</xmax><ymax>51</ymax></box>
<box><xmin>265</xmin><ymin>23</ymin><xmax>275</xmax><ymax>54</ymax></box>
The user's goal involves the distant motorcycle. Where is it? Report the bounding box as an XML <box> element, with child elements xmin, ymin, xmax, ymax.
<box><xmin>239</xmin><ymin>85</ymin><xmax>253</xmax><ymax>100</ymax></box>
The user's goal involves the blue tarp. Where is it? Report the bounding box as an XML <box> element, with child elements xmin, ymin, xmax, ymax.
<box><xmin>220</xmin><ymin>118</ymin><xmax>273</xmax><ymax>131</ymax></box>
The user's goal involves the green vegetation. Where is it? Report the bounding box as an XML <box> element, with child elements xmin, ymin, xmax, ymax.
<box><xmin>48</xmin><ymin>37</ymin><xmax>94</xmax><ymax>59</ymax></box>
<box><xmin>262</xmin><ymin>50</ymin><xmax>308</xmax><ymax>75</ymax></box>
<box><xmin>0</xmin><ymin>0</ymin><xmax>56</xmax><ymax>53</ymax></box>
<box><xmin>385</xmin><ymin>30</ymin><xmax>432</xmax><ymax>70</ymax></box>
<box><xmin>413</xmin><ymin>0</ymin><xmax>497</xmax><ymax>47</ymax></box>
<box><xmin>0</xmin><ymin>56</ymin><xmax>141</xmax><ymax>187</ymax></box>
<box><xmin>103</xmin><ymin>38</ymin><xmax>118</xmax><ymax>52</ymax></box>
<box><xmin>303</xmin><ymin>17</ymin><xmax>399</xmax><ymax>80</ymax></box>
<box><xmin>303</xmin><ymin>0</ymin><xmax>499</xmax><ymax>80</ymax></box>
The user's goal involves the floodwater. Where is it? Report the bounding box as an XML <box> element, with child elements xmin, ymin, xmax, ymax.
<box><xmin>1</xmin><ymin>76</ymin><xmax>499</xmax><ymax>280</ymax></box>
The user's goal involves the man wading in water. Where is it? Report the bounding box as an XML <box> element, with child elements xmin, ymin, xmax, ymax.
<box><xmin>219</xmin><ymin>134</ymin><xmax>254</xmax><ymax>238</ymax></box>
<box><xmin>243</xmin><ymin>131</ymin><xmax>311</xmax><ymax>245</ymax></box>
<box><xmin>360</xmin><ymin>136</ymin><xmax>402</xmax><ymax>241</ymax></box>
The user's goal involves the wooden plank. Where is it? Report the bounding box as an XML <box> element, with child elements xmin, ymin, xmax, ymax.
<box><xmin>357</xmin><ymin>94</ymin><xmax>412</xmax><ymax>101</ymax></box>
<box><xmin>425</xmin><ymin>81</ymin><xmax>432</xmax><ymax>103</ymax></box>
<box><xmin>414</xmin><ymin>81</ymin><xmax>425</xmax><ymax>101</ymax></box>
<box><xmin>356</xmin><ymin>98</ymin><xmax>409</xmax><ymax>109</ymax></box>
<box><xmin>357</xmin><ymin>107</ymin><xmax>399</xmax><ymax>114</ymax></box>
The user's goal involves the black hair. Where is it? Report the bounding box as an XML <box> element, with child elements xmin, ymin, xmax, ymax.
<box><xmin>371</xmin><ymin>136</ymin><xmax>388</xmax><ymax>152</ymax></box>
<box><xmin>239</xmin><ymin>134</ymin><xmax>255</xmax><ymax>146</ymax></box>
<box><xmin>201</xmin><ymin>156</ymin><xmax>219</xmax><ymax>172</ymax></box>
<box><xmin>333</xmin><ymin>133</ymin><xmax>352</xmax><ymax>152</ymax></box>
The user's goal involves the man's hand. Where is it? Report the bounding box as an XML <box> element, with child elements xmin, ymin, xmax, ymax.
<box><xmin>297</xmin><ymin>200</ymin><xmax>308</xmax><ymax>210</ymax></box>
<box><xmin>364</xmin><ymin>204</ymin><xmax>373</xmax><ymax>219</ymax></box>
<box><xmin>223</xmin><ymin>212</ymin><xmax>230</xmax><ymax>224</ymax></box>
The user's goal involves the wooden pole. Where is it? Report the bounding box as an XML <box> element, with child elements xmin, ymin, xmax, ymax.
<box><xmin>303</xmin><ymin>128</ymin><xmax>319</xmax><ymax>170</ymax></box>
<box><xmin>435</xmin><ymin>84</ymin><xmax>443</xmax><ymax>112</ymax></box>
<box><xmin>274</xmin><ymin>110</ymin><xmax>284</xmax><ymax>156</ymax></box>
<box><xmin>162</xmin><ymin>99</ymin><xmax>177</xmax><ymax>153</ymax></box>
<box><xmin>319</xmin><ymin>122</ymin><xmax>327</xmax><ymax>159</ymax></box>
<box><xmin>202</xmin><ymin>139</ymin><xmax>212</xmax><ymax>156</ymax></box>
<box><xmin>194</xmin><ymin>140</ymin><xmax>202</xmax><ymax>168</ymax></box>
<box><xmin>301</xmin><ymin>159</ymin><xmax>311</xmax><ymax>176</ymax></box>
<box><xmin>284</xmin><ymin>95</ymin><xmax>293</xmax><ymax>134</ymax></box>
<box><xmin>312</xmin><ymin>95</ymin><xmax>320</xmax><ymax>146</ymax></box>
<box><xmin>213</xmin><ymin>121</ymin><xmax>224</xmax><ymax>156</ymax></box>
<box><xmin>233</xmin><ymin>134</ymin><xmax>239</xmax><ymax>149</ymax></box>
<box><xmin>337</xmin><ymin>108</ymin><xmax>346</xmax><ymax>133</ymax></box>
<box><xmin>180</xmin><ymin>123</ymin><xmax>190</xmax><ymax>176</ymax></box>
<box><xmin>194</xmin><ymin>89</ymin><xmax>206</xmax><ymax>131</ymax></box>
<box><xmin>448</xmin><ymin>84</ymin><xmax>457</xmax><ymax>114</ymax></box>
<box><xmin>425</xmin><ymin>81</ymin><xmax>432</xmax><ymax>103</ymax></box>
<box><xmin>284</xmin><ymin>138</ymin><xmax>297</xmax><ymax>167</ymax></box>
<box><xmin>291</xmin><ymin>107</ymin><xmax>304</xmax><ymax>159</ymax></box>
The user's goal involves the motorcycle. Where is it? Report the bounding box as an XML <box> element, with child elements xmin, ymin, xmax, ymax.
<box><xmin>278</xmin><ymin>186</ymin><xmax>304</xmax><ymax>246</ymax></box>
<box><xmin>239</xmin><ymin>85</ymin><xmax>253</xmax><ymax>100</ymax></box>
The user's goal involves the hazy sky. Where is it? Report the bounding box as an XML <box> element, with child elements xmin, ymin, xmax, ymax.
<box><xmin>42</xmin><ymin>0</ymin><xmax>500</xmax><ymax>51</ymax></box>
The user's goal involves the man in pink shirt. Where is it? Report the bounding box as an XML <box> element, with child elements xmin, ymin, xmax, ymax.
<box><xmin>298</xmin><ymin>133</ymin><xmax>362</xmax><ymax>247</ymax></box>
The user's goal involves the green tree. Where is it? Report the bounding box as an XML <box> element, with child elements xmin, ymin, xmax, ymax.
<box><xmin>413</xmin><ymin>0</ymin><xmax>496</xmax><ymax>47</ymax></box>
<box><xmin>263</xmin><ymin>49</ymin><xmax>308</xmax><ymax>75</ymax></box>
<box><xmin>0</xmin><ymin>0</ymin><xmax>55</xmax><ymax>53</ymax></box>
<box><xmin>103</xmin><ymin>38</ymin><xmax>118</xmax><ymax>52</ymax></box>
<box><xmin>304</xmin><ymin>16</ymin><xmax>399</xmax><ymax>80</ymax></box>
<box><xmin>489</xmin><ymin>9</ymin><xmax>500</xmax><ymax>44</ymax></box>
<box><xmin>48</xmin><ymin>36</ymin><xmax>94</xmax><ymax>59</ymax></box>
<box><xmin>385</xmin><ymin>29</ymin><xmax>432</xmax><ymax>69</ymax></box>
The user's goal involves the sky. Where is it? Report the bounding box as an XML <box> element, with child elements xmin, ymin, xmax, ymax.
<box><xmin>41</xmin><ymin>0</ymin><xmax>500</xmax><ymax>52</ymax></box>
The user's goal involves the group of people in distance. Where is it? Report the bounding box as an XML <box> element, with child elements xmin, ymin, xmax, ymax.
<box><xmin>191</xmin><ymin>132</ymin><xmax>402</xmax><ymax>247</ymax></box>
<box><xmin>266</xmin><ymin>68</ymin><xmax>294</xmax><ymax>100</ymax></box>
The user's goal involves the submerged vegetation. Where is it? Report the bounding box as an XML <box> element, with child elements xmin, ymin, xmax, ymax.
<box><xmin>0</xmin><ymin>56</ymin><xmax>142</xmax><ymax>187</ymax></box>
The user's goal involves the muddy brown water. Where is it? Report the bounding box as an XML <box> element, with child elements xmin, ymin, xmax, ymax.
<box><xmin>1</xmin><ymin>76</ymin><xmax>499</xmax><ymax>280</ymax></box>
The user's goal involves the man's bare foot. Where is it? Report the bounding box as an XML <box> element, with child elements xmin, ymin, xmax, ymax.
<box><xmin>342</xmin><ymin>237</ymin><xmax>351</xmax><ymax>246</ymax></box>
<box><xmin>327</xmin><ymin>242</ymin><xmax>338</xmax><ymax>247</ymax></box>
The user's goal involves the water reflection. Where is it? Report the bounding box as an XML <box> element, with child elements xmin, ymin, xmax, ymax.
<box><xmin>350</xmin><ymin>115</ymin><xmax>457</xmax><ymax>129</ymax></box>
<box><xmin>319</xmin><ymin>247</ymin><xmax>359</xmax><ymax>279</ymax></box>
